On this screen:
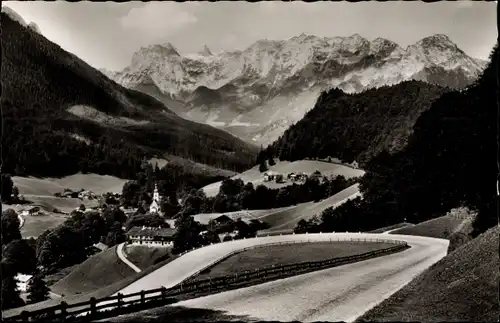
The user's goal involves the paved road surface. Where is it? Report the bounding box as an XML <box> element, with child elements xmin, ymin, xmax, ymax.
<box><xmin>100</xmin><ymin>232</ymin><xmax>448</xmax><ymax>322</ymax></box>
<box><xmin>170</xmin><ymin>233</ymin><xmax>448</xmax><ymax>322</ymax></box>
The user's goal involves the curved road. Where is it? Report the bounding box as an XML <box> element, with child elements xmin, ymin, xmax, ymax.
<box><xmin>103</xmin><ymin>232</ymin><xmax>448</xmax><ymax>322</ymax></box>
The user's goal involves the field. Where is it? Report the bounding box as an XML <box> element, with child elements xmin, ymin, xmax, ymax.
<box><xmin>259</xmin><ymin>183</ymin><xmax>362</xmax><ymax>232</ymax></box>
<box><xmin>122</xmin><ymin>245</ymin><xmax>172</xmax><ymax>271</ymax></box>
<box><xmin>149</xmin><ymin>156</ymin><xmax>237</xmax><ymax>178</ymax></box>
<box><xmin>357</xmin><ymin>225</ymin><xmax>499</xmax><ymax>322</ymax></box>
<box><xmin>193</xmin><ymin>241</ymin><xmax>395</xmax><ymax>280</ymax></box>
<box><xmin>192</xmin><ymin>183</ymin><xmax>361</xmax><ymax>231</ymax></box>
<box><xmin>49</xmin><ymin>244</ymin><xmax>175</xmax><ymax>297</ymax></box>
<box><xmin>50</xmin><ymin>245</ymin><xmax>136</xmax><ymax>297</ymax></box>
<box><xmin>19</xmin><ymin>213</ymin><xmax>70</xmax><ymax>238</ymax></box>
<box><xmin>369</xmin><ymin>223</ymin><xmax>414</xmax><ymax>233</ymax></box>
<box><xmin>6</xmin><ymin>173</ymin><xmax>128</xmax><ymax>237</ymax></box>
<box><xmin>201</xmin><ymin>160</ymin><xmax>365</xmax><ymax>197</ymax></box>
<box><xmin>389</xmin><ymin>214</ymin><xmax>471</xmax><ymax>239</ymax></box>
<box><xmin>13</xmin><ymin>173</ymin><xmax>128</xmax><ymax>196</ymax></box>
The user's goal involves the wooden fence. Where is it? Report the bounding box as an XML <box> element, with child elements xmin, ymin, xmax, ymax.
<box><xmin>4</xmin><ymin>238</ymin><xmax>408</xmax><ymax>322</ymax></box>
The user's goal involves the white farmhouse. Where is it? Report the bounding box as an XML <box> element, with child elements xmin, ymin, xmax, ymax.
<box><xmin>125</xmin><ymin>226</ymin><xmax>175</xmax><ymax>247</ymax></box>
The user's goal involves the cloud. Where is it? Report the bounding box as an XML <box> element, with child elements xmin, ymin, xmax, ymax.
<box><xmin>121</xmin><ymin>3</ymin><xmax>197</xmax><ymax>36</ymax></box>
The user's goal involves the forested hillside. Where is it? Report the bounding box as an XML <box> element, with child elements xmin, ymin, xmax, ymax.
<box><xmin>0</xmin><ymin>13</ymin><xmax>257</xmax><ymax>179</ymax></box>
<box><xmin>298</xmin><ymin>42</ymin><xmax>498</xmax><ymax>237</ymax></box>
<box><xmin>265</xmin><ymin>81</ymin><xmax>448</xmax><ymax>165</ymax></box>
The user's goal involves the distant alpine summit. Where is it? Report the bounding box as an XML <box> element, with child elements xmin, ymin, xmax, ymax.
<box><xmin>102</xmin><ymin>33</ymin><xmax>487</xmax><ymax>145</ymax></box>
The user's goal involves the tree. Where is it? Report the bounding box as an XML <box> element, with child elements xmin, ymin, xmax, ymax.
<box><xmin>1</xmin><ymin>173</ymin><xmax>14</xmax><ymax>202</ymax></box>
<box><xmin>1</xmin><ymin>275</ymin><xmax>24</xmax><ymax>310</ymax></box>
<box><xmin>2</xmin><ymin>239</ymin><xmax>37</xmax><ymax>275</ymax></box>
<box><xmin>294</xmin><ymin>219</ymin><xmax>310</xmax><ymax>234</ymax></box>
<box><xmin>124</xmin><ymin>213</ymin><xmax>167</xmax><ymax>231</ymax></box>
<box><xmin>12</xmin><ymin>186</ymin><xmax>19</xmax><ymax>202</ymax></box>
<box><xmin>172</xmin><ymin>214</ymin><xmax>202</xmax><ymax>254</ymax></box>
<box><xmin>1</xmin><ymin>209</ymin><xmax>21</xmax><ymax>245</ymax></box>
<box><xmin>79</xmin><ymin>204</ymin><xmax>86</xmax><ymax>212</ymax></box>
<box><xmin>268</xmin><ymin>156</ymin><xmax>276</xmax><ymax>166</ymax></box>
<box><xmin>104</xmin><ymin>221</ymin><xmax>126</xmax><ymax>247</ymax></box>
<box><xmin>102</xmin><ymin>206</ymin><xmax>127</xmax><ymax>228</ymax></box>
<box><xmin>26</xmin><ymin>270</ymin><xmax>50</xmax><ymax>304</ymax></box>
<box><xmin>259</xmin><ymin>160</ymin><xmax>268</xmax><ymax>173</ymax></box>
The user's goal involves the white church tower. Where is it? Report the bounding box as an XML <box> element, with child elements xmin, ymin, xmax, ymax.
<box><xmin>149</xmin><ymin>183</ymin><xmax>162</xmax><ymax>215</ymax></box>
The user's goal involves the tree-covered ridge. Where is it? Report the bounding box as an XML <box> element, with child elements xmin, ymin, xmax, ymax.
<box><xmin>0</xmin><ymin>13</ymin><xmax>257</xmax><ymax>179</ymax></box>
<box><xmin>266</xmin><ymin>80</ymin><xmax>448</xmax><ymax>165</ymax></box>
<box><xmin>297</xmin><ymin>42</ymin><xmax>498</xmax><ymax>237</ymax></box>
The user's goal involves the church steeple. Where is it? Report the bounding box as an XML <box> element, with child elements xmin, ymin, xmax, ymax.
<box><xmin>153</xmin><ymin>183</ymin><xmax>160</xmax><ymax>202</ymax></box>
<box><xmin>149</xmin><ymin>182</ymin><xmax>162</xmax><ymax>215</ymax></box>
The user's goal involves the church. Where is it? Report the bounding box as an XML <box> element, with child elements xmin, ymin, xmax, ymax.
<box><xmin>149</xmin><ymin>183</ymin><xmax>163</xmax><ymax>216</ymax></box>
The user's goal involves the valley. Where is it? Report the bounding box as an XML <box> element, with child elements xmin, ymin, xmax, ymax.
<box><xmin>1</xmin><ymin>2</ymin><xmax>497</xmax><ymax>323</ymax></box>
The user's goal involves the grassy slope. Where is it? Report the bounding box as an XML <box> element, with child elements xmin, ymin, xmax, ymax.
<box><xmin>19</xmin><ymin>213</ymin><xmax>69</xmax><ymax>238</ymax></box>
<box><xmin>357</xmin><ymin>225</ymin><xmax>499</xmax><ymax>322</ymax></box>
<box><xmin>202</xmin><ymin>160</ymin><xmax>365</xmax><ymax>197</ymax></box>
<box><xmin>50</xmin><ymin>246</ymin><xmax>135</xmax><ymax>297</ymax></box>
<box><xmin>123</xmin><ymin>245</ymin><xmax>171</xmax><ymax>271</ymax></box>
<box><xmin>193</xmin><ymin>241</ymin><xmax>395</xmax><ymax>280</ymax></box>
<box><xmin>12</xmin><ymin>174</ymin><xmax>128</xmax><ymax>196</ymax></box>
<box><xmin>149</xmin><ymin>156</ymin><xmax>237</xmax><ymax>178</ymax></box>
<box><xmin>50</xmin><ymin>244</ymin><xmax>175</xmax><ymax>297</ymax></box>
<box><xmin>259</xmin><ymin>183</ymin><xmax>361</xmax><ymax>231</ymax></box>
<box><xmin>389</xmin><ymin>215</ymin><xmax>469</xmax><ymax>239</ymax></box>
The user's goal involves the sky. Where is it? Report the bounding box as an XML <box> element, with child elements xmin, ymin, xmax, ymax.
<box><xmin>4</xmin><ymin>1</ymin><xmax>498</xmax><ymax>71</ymax></box>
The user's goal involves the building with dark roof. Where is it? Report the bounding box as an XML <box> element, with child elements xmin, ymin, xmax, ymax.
<box><xmin>125</xmin><ymin>226</ymin><xmax>175</xmax><ymax>247</ymax></box>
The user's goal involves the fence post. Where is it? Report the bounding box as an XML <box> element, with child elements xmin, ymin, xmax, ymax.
<box><xmin>161</xmin><ymin>287</ymin><xmax>167</xmax><ymax>301</ymax></box>
<box><xmin>117</xmin><ymin>293</ymin><xmax>123</xmax><ymax>309</ymax></box>
<box><xmin>21</xmin><ymin>311</ymin><xmax>30</xmax><ymax>322</ymax></box>
<box><xmin>140</xmin><ymin>290</ymin><xmax>145</xmax><ymax>305</ymax></box>
<box><xmin>59</xmin><ymin>301</ymin><xmax>68</xmax><ymax>321</ymax></box>
<box><xmin>90</xmin><ymin>297</ymin><xmax>97</xmax><ymax>316</ymax></box>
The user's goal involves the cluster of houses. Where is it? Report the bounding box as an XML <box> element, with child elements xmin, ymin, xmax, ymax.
<box><xmin>124</xmin><ymin>212</ymin><xmax>255</xmax><ymax>248</ymax></box>
<box><xmin>263</xmin><ymin>171</ymin><xmax>310</xmax><ymax>183</ymax></box>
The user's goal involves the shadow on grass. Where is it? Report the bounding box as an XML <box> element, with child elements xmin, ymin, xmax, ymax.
<box><xmin>103</xmin><ymin>305</ymin><xmax>319</xmax><ymax>323</ymax></box>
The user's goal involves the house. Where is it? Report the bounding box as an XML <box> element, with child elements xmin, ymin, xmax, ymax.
<box><xmin>263</xmin><ymin>171</ymin><xmax>280</xmax><ymax>182</ymax></box>
<box><xmin>16</xmin><ymin>274</ymin><xmax>32</xmax><ymax>293</ymax></box>
<box><xmin>78</xmin><ymin>190</ymin><xmax>97</xmax><ymax>200</ymax></box>
<box><xmin>125</xmin><ymin>226</ymin><xmax>175</xmax><ymax>247</ymax></box>
<box><xmin>213</xmin><ymin>214</ymin><xmax>234</xmax><ymax>226</ymax></box>
<box><xmin>21</xmin><ymin>206</ymin><xmax>41</xmax><ymax>216</ymax></box>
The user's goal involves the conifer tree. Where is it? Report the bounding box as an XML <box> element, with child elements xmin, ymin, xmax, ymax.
<box><xmin>26</xmin><ymin>271</ymin><xmax>50</xmax><ymax>304</ymax></box>
<box><xmin>1</xmin><ymin>275</ymin><xmax>24</xmax><ymax>310</ymax></box>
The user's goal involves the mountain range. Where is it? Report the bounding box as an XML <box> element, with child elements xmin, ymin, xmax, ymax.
<box><xmin>103</xmin><ymin>33</ymin><xmax>487</xmax><ymax>145</ymax></box>
<box><xmin>0</xmin><ymin>8</ymin><xmax>257</xmax><ymax>180</ymax></box>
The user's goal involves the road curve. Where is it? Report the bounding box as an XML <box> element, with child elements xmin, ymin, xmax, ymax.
<box><xmin>102</xmin><ymin>232</ymin><xmax>448</xmax><ymax>322</ymax></box>
<box><xmin>170</xmin><ymin>233</ymin><xmax>448</xmax><ymax>322</ymax></box>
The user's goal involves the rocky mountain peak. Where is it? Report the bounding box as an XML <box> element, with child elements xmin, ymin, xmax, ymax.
<box><xmin>199</xmin><ymin>45</ymin><xmax>213</xmax><ymax>56</ymax></box>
